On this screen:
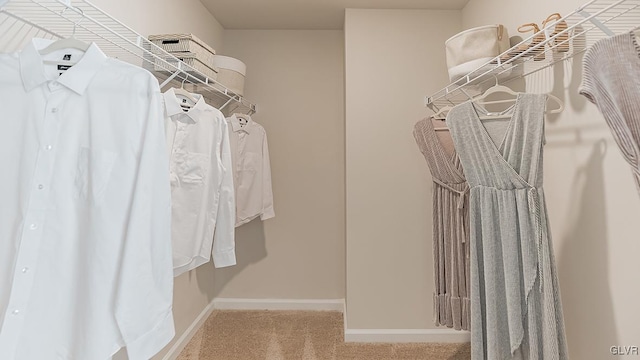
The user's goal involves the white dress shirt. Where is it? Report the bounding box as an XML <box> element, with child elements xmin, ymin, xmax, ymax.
<box><xmin>164</xmin><ymin>89</ymin><xmax>236</xmax><ymax>275</ymax></box>
<box><xmin>0</xmin><ymin>39</ymin><xmax>174</xmax><ymax>360</ymax></box>
<box><xmin>226</xmin><ymin>114</ymin><xmax>275</xmax><ymax>226</ymax></box>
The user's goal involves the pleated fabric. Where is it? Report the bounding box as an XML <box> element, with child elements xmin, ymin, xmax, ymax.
<box><xmin>580</xmin><ymin>30</ymin><xmax>640</xmax><ymax>195</ymax></box>
<box><xmin>413</xmin><ymin>117</ymin><xmax>470</xmax><ymax>331</ymax></box>
<box><xmin>447</xmin><ymin>94</ymin><xmax>568</xmax><ymax>360</ymax></box>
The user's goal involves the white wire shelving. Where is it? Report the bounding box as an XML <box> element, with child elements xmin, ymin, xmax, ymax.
<box><xmin>425</xmin><ymin>0</ymin><xmax>640</xmax><ymax>111</ymax></box>
<box><xmin>0</xmin><ymin>0</ymin><xmax>256</xmax><ymax>115</ymax></box>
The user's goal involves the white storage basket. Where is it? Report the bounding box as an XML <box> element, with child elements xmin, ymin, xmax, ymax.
<box><xmin>148</xmin><ymin>33</ymin><xmax>217</xmax><ymax>66</ymax></box>
<box><xmin>212</xmin><ymin>55</ymin><xmax>246</xmax><ymax>96</ymax></box>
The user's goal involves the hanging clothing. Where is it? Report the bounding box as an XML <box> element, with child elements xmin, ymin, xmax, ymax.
<box><xmin>164</xmin><ymin>88</ymin><xmax>236</xmax><ymax>276</ymax></box>
<box><xmin>413</xmin><ymin>117</ymin><xmax>470</xmax><ymax>331</ymax></box>
<box><xmin>580</xmin><ymin>30</ymin><xmax>640</xmax><ymax>195</ymax></box>
<box><xmin>226</xmin><ymin>114</ymin><xmax>275</xmax><ymax>227</ymax></box>
<box><xmin>0</xmin><ymin>38</ymin><xmax>174</xmax><ymax>360</ymax></box>
<box><xmin>447</xmin><ymin>94</ymin><xmax>568</xmax><ymax>360</ymax></box>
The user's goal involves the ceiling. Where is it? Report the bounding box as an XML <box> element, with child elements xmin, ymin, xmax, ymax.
<box><xmin>200</xmin><ymin>0</ymin><xmax>469</xmax><ymax>30</ymax></box>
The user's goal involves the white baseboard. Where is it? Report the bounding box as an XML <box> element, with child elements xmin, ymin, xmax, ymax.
<box><xmin>344</xmin><ymin>328</ymin><xmax>471</xmax><ymax>343</ymax></box>
<box><xmin>162</xmin><ymin>300</ymin><xmax>217</xmax><ymax>360</ymax></box>
<box><xmin>212</xmin><ymin>298</ymin><xmax>345</xmax><ymax>311</ymax></box>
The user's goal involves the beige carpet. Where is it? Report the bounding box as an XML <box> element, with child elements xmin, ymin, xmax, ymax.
<box><xmin>177</xmin><ymin>310</ymin><xmax>471</xmax><ymax>360</ymax></box>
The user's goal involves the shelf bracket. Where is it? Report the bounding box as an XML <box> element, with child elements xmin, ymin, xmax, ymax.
<box><xmin>218</xmin><ymin>97</ymin><xmax>236</xmax><ymax>111</ymax></box>
<box><xmin>578</xmin><ymin>9</ymin><xmax>615</xmax><ymax>36</ymax></box>
<box><xmin>159</xmin><ymin>69</ymin><xmax>182</xmax><ymax>89</ymax></box>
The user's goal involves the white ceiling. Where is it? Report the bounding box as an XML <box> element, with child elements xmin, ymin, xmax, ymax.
<box><xmin>200</xmin><ymin>0</ymin><xmax>469</xmax><ymax>30</ymax></box>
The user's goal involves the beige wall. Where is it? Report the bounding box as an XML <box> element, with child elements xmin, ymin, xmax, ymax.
<box><xmin>91</xmin><ymin>0</ymin><xmax>224</xmax><ymax>50</ymax></box>
<box><xmin>213</xmin><ymin>30</ymin><xmax>346</xmax><ymax>300</ymax></box>
<box><xmin>462</xmin><ymin>1</ymin><xmax>640</xmax><ymax>359</ymax></box>
<box><xmin>344</xmin><ymin>9</ymin><xmax>462</xmax><ymax>329</ymax></box>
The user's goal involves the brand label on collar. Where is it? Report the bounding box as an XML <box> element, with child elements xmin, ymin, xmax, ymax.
<box><xmin>63</xmin><ymin>54</ymin><xmax>72</xmax><ymax>61</ymax></box>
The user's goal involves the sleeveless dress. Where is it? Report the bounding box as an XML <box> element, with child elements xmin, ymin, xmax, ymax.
<box><xmin>580</xmin><ymin>30</ymin><xmax>640</xmax><ymax>195</ymax></box>
<box><xmin>446</xmin><ymin>93</ymin><xmax>568</xmax><ymax>360</ymax></box>
<box><xmin>413</xmin><ymin>117</ymin><xmax>471</xmax><ymax>331</ymax></box>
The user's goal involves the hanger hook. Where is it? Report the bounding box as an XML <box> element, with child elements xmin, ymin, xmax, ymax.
<box><xmin>494</xmin><ymin>74</ymin><xmax>499</xmax><ymax>87</ymax></box>
<box><xmin>72</xmin><ymin>8</ymin><xmax>85</xmax><ymax>38</ymax></box>
<box><xmin>180</xmin><ymin>74</ymin><xmax>188</xmax><ymax>89</ymax></box>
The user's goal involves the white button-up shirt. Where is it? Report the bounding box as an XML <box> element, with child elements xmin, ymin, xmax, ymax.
<box><xmin>226</xmin><ymin>114</ymin><xmax>275</xmax><ymax>226</ymax></box>
<box><xmin>0</xmin><ymin>39</ymin><xmax>174</xmax><ymax>360</ymax></box>
<box><xmin>164</xmin><ymin>89</ymin><xmax>236</xmax><ymax>275</ymax></box>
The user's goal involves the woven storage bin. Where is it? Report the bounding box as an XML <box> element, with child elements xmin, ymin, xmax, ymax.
<box><xmin>212</xmin><ymin>55</ymin><xmax>246</xmax><ymax>96</ymax></box>
<box><xmin>148</xmin><ymin>52</ymin><xmax>219</xmax><ymax>81</ymax></box>
<box><xmin>148</xmin><ymin>33</ymin><xmax>216</xmax><ymax>66</ymax></box>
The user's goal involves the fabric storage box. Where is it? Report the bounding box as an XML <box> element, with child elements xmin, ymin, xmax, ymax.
<box><xmin>148</xmin><ymin>33</ymin><xmax>217</xmax><ymax>66</ymax></box>
<box><xmin>445</xmin><ymin>24</ymin><xmax>510</xmax><ymax>82</ymax></box>
<box><xmin>212</xmin><ymin>55</ymin><xmax>246</xmax><ymax>96</ymax></box>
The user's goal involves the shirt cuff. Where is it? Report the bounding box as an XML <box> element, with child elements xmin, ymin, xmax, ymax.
<box><xmin>125</xmin><ymin>310</ymin><xmax>175</xmax><ymax>360</ymax></box>
<box><xmin>213</xmin><ymin>249</ymin><xmax>237</xmax><ymax>268</ymax></box>
<box><xmin>261</xmin><ymin>208</ymin><xmax>275</xmax><ymax>221</ymax></box>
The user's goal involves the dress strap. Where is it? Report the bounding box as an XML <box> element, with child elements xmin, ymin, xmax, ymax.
<box><xmin>432</xmin><ymin>178</ymin><xmax>470</xmax><ymax>243</ymax></box>
<box><xmin>432</xmin><ymin>178</ymin><xmax>469</xmax><ymax>209</ymax></box>
<box><xmin>528</xmin><ymin>187</ymin><xmax>544</xmax><ymax>293</ymax></box>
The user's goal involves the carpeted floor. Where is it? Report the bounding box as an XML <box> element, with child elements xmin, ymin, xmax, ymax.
<box><xmin>177</xmin><ymin>310</ymin><xmax>471</xmax><ymax>360</ymax></box>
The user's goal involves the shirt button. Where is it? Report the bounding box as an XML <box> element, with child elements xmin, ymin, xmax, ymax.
<box><xmin>11</xmin><ymin>309</ymin><xmax>19</xmax><ymax>315</ymax></box>
<box><xmin>46</xmin><ymin>145</ymin><xmax>53</xmax><ymax>151</ymax></box>
<box><xmin>21</xmin><ymin>267</ymin><xmax>29</xmax><ymax>273</ymax></box>
<box><xmin>51</xmin><ymin>108</ymin><xmax>58</xmax><ymax>113</ymax></box>
<box><xmin>38</xmin><ymin>184</ymin><xmax>44</xmax><ymax>190</ymax></box>
<box><xmin>29</xmin><ymin>224</ymin><xmax>37</xmax><ymax>230</ymax></box>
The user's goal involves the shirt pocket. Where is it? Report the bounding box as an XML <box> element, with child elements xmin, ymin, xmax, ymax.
<box><xmin>240</xmin><ymin>152</ymin><xmax>260</xmax><ymax>172</ymax></box>
<box><xmin>176</xmin><ymin>152</ymin><xmax>209</xmax><ymax>185</ymax></box>
<box><xmin>74</xmin><ymin>147</ymin><xmax>117</xmax><ymax>204</ymax></box>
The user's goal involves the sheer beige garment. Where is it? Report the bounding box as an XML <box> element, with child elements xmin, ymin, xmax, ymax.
<box><xmin>413</xmin><ymin>117</ymin><xmax>470</xmax><ymax>331</ymax></box>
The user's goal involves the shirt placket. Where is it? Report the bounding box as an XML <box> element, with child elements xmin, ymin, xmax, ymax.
<box><xmin>169</xmin><ymin>119</ymin><xmax>188</xmax><ymax>183</ymax></box>
<box><xmin>0</xmin><ymin>83</ymin><xmax>65</xmax><ymax>357</ymax></box>
<box><xmin>236</xmin><ymin>131</ymin><xmax>247</xmax><ymax>184</ymax></box>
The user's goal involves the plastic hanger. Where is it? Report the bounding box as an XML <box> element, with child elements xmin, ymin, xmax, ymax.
<box><xmin>172</xmin><ymin>77</ymin><xmax>198</xmax><ymax>109</ymax></box>
<box><xmin>39</xmin><ymin>9</ymin><xmax>90</xmax><ymax>57</ymax></box>
<box><xmin>472</xmin><ymin>77</ymin><xmax>563</xmax><ymax>119</ymax></box>
<box><xmin>431</xmin><ymin>106</ymin><xmax>452</xmax><ymax>131</ymax></box>
<box><xmin>432</xmin><ymin>105</ymin><xmax>452</xmax><ymax>121</ymax></box>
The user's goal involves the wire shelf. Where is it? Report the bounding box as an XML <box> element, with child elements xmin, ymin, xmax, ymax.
<box><xmin>0</xmin><ymin>0</ymin><xmax>256</xmax><ymax>116</ymax></box>
<box><xmin>425</xmin><ymin>0</ymin><xmax>640</xmax><ymax>111</ymax></box>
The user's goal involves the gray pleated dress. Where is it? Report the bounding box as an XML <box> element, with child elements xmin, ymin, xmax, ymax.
<box><xmin>413</xmin><ymin>117</ymin><xmax>471</xmax><ymax>331</ymax></box>
<box><xmin>580</xmin><ymin>30</ymin><xmax>640</xmax><ymax>195</ymax></box>
<box><xmin>446</xmin><ymin>94</ymin><xmax>569</xmax><ymax>360</ymax></box>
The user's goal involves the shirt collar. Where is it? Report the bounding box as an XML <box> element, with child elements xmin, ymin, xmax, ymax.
<box><xmin>228</xmin><ymin>114</ymin><xmax>254</xmax><ymax>134</ymax></box>
<box><xmin>163</xmin><ymin>88</ymin><xmax>208</xmax><ymax>122</ymax></box>
<box><xmin>19</xmin><ymin>38</ymin><xmax>107</xmax><ymax>95</ymax></box>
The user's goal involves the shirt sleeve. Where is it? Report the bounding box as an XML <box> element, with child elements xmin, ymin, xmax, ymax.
<box><xmin>260</xmin><ymin>132</ymin><xmax>275</xmax><ymax>221</ymax></box>
<box><xmin>212</xmin><ymin>118</ymin><xmax>237</xmax><ymax>268</ymax></box>
<box><xmin>115</xmin><ymin>83</ymin><xmax>175</xmax><ymax>360</ymax></box>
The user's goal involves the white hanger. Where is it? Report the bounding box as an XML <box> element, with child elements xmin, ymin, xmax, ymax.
<box><xmin>39</xmin><ymin>9</ymin><xmax>90</xmax><ymax>58</ymax></box>
<box><xmin>172</xmin><ymin>76</ymin><xmax>198</xmax><ymax>109</ymax></box>
<box><xmin>472</xmin><ymin>77</ymin><xmax>564</xmax><ymax>119</ymax></box>
<box><xmin>431</xmin><ymin>106</ymin><xmax>452</xmax><ymax>131</ymax></box>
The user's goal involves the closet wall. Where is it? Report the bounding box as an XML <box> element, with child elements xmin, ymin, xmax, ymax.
<box><xmin>462</xmin><ymin>0</ymin><xmax>640</xmax><ymax>359</ymax></box>
<box><xmin>344</xmin><ymin>9</ymin><xmax>462</xmax><ymax>330</ymax></box>
<box><xmin>214</xmin><ymin>30</ymin><xmax>346</xmax><ymax>300</ymax></box>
